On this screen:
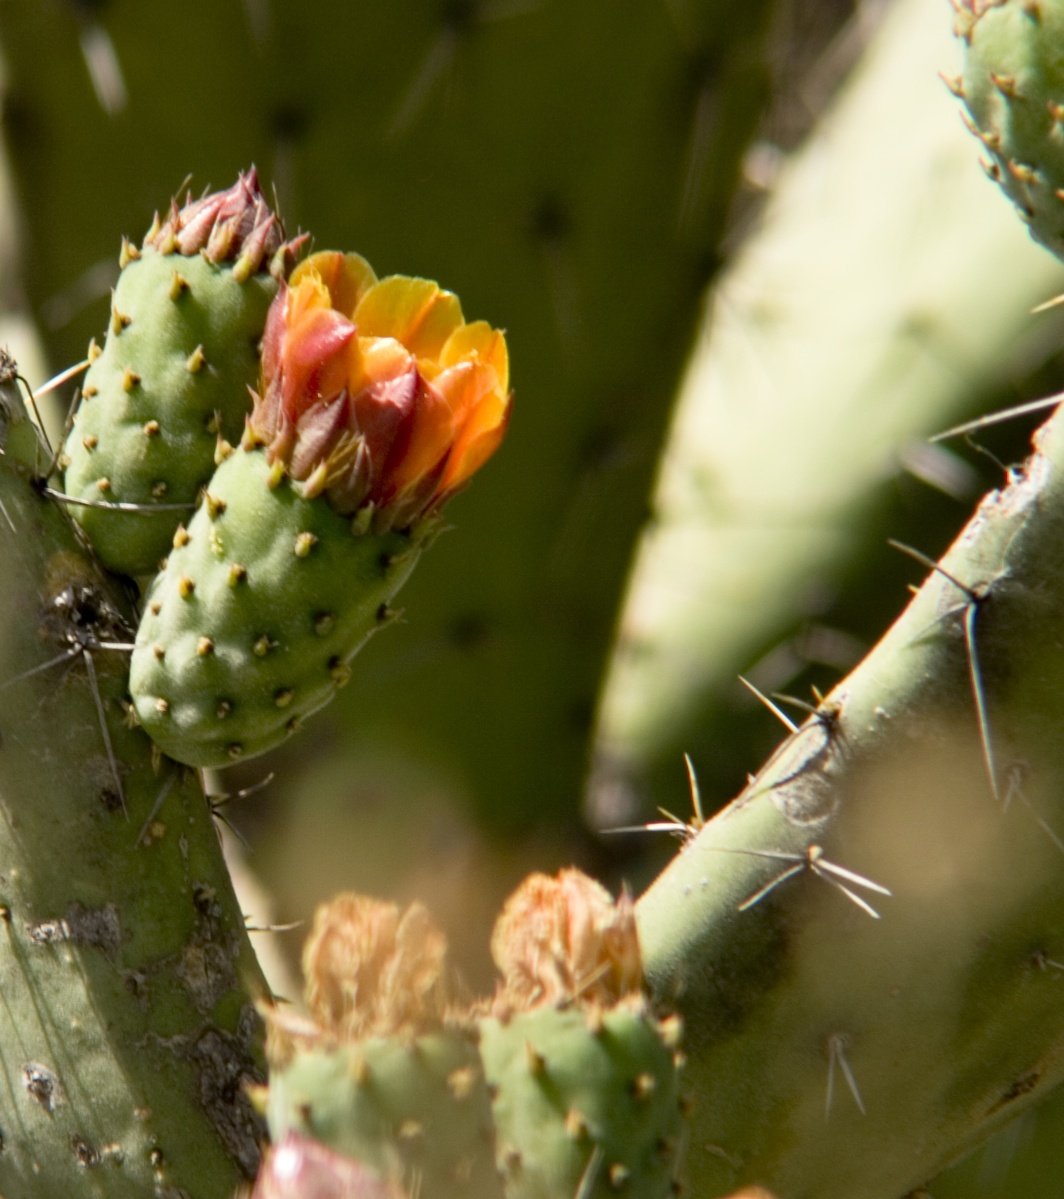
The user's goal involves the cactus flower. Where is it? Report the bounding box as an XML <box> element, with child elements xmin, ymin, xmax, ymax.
<box><xmin>248</xmin><ymin>250</ymin><xmax>511</xmax><ymax>531</ymax></box>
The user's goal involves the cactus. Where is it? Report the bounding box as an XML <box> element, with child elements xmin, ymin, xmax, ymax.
<box><xmin>0</xmin><ymin>355</ymin><xmax>268</xmax><ymax>1197</ymax></box>
<box><xmin>60</xmin><ymin>171</ymin><xmax>292</xmax><ymax>578</ymax></box>
<box><xmin>590</xmin><ymin>0</ymin><xmax>1064</xmax><ymax>820</ymax></box>
<box><xmin>257</xmin><ymin>872</ymin><xmax>683</xmax><ymax>1199</ymax></box>
<box><xmin>15</xmin><ymin>1</ymin><xmax>1064</xmax><ymax>1196</ymax></box>
<box><xmin>129</xmin><ymin>250</ymin><xmax>510</xmax><ymax>767</ymax></box>
<box><xmin>952</xmin><ymin>0</ymin><xmax>1064</xmax><ymax>257</ymax></box>
<box><xmin>634</xmin><ymin>397</ymin><xmax>1064</xmax><ymax>1197</ymax></box>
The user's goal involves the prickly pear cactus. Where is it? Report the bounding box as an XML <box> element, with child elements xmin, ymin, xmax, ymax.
<box><xmin>129</xmin><ymin>250</ymin><xmax>510</xmax><ymax>767</ymax></box>
<box><xmin>263</xmin><ymin>894</ymin><xmax>500</xmax><ymax>1199</ymax></box>
<box><xmin>60</xmin><ymin>170</ymin><xmax>291</xmax><ymax>577</ymax></box>
<box><xmin>479</xmin><ymin>871</ymin><xmax>686</xmax><ymax>1199</ymax></box>
<box><xmin>0</xmin><ymin>355</ymin><xmax>269</xmax><ymax>1197</ymax></box>
<box><xmin>952</xmin><ymin>0</ymin><xmax>1064</xmax><ymax>256</ymax></box>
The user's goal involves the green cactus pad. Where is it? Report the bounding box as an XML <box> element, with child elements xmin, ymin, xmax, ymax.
<box><xmin>129</xmin><ymin>446</ymin><xmax>426</xmax><ymax>767</ymax></box>
<box><xmin>955</xmin><ymin>0</ymin><xmax>1064</xmax><ymax>258</ymax></box>
<box><xmin>61</xmin><ymin>244</ymin><xmax>278</xmax><ymax>576</ymax></box>
<box><xmin>479</xmin><ymin>1003</ymin><xmax>684</xmax><ymax>1199</ymax></box>
<box><xmin>265</xmin><ymin>1033</ymin><xmax>499</xmax><ymax>1199</ymax></box>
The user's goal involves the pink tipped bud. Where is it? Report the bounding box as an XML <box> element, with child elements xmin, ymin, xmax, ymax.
<box><xmin>145</xmin><ymin>168</ymin><xmax>296</xmax><ymax>276</ymax></box>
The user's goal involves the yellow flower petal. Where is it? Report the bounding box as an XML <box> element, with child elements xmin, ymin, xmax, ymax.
<box><xmin>439</xmin><ymin>320</ymin><xmax>509</xmax><ymax>392</ymax></box>
<box><xmin>291</xmin><ymin>251</ymin><xmax>378</xmax><ymax>317</ymax></box>
<box><xmin>354</xmin><ymin>276</ymin><xmax>464</xmax><ymax>361</ymax></box>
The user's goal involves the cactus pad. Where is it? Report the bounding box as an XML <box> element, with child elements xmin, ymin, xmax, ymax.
<box><xmin>266</xmin><ymin>1034</ymin><xmax>498</xmax><ymax>1199</ymax></box>
<box><xmin>128</xmin><ymin>445</ymin><xmax>426</xmax><ymax>767</ymax></box>
<box><xmin>60</xmin><ymin>172</ymin><xmax>287</xmax><ymax>576</ymax></box>
<box><xmin>479</xmin><ymin>1003</ymin><xmax>684</xmax><ymax>1199</ymax></box>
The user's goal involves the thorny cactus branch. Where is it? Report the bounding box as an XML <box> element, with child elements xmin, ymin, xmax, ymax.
<box><xmin>0</xmin><ymin>354</ymin><xmax>267</xmax><ymax>1197</ymax></box>
<box><xmin>637</xmin><ymin>397</ymin><xmax>1064</xmax><ymax>1198</ymax></box>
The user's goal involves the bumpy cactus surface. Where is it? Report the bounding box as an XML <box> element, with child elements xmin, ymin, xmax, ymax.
<box><xmin>635</xmin><ymin>399</ymin><xmax>1064</xmax><ymax>1197</ymax></box>
<box><xmin>129</xmin><ymin>250</ymin><xmax>510</xmax><ymax>767</ymax></box>
<box><xmin>0</xmin><ymin>357</ymin><xmax>268</xmax><ymax>1197</ymax></box>
<box><xmin>60</xmin><ymin>171</ymin><xmax>291</xmax><ymax>577</ymax></box>
<box><xmin>953</xmin><ymin>0</ymin><xmax>1064</xmax><ymax>256</ymax></box>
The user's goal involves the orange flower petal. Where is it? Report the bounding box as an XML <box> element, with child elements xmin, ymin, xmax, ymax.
<box><xmin>433</xmin><ymin>361</ymin><xmax>511</xmax><ymax>494</ymax></box>
<box><xmin>281</xmin><ymin>301</ymin><xmax>358</xmax><ymax>411</ymax></box>
<box><xmin>382</xmin><ymin>377</ymin><xmax>455</xmax><ymax>495</ymax></box>
<box><xmin>354</xmin><ymin>276</ymin><xmax>464</xmax><ymax>360</ymax></box>
<box><xmin>357</xmin><ymin>336</ymin><xmax>416</xmax><ymax>387</ymax></box>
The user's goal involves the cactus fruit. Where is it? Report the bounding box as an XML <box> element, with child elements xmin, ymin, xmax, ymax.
<box><xmin>129</xmin><ymin>250</ymin><xmax>511</xmax><ymax>767</ymax></box>
<box><xmin>478</xmin><ymin>870</ymin><xmax>686</xmax><ymax>1199</ymax></box>
<box><xmin>262</xmin><ymin>894</ymin><xmax>500</xmax><ymax>1199</ymax></box>
<box><xmin>60</xmin><ymin>169</ymin><xmax>292</xmax><ymax>576</ymax></box>
<box><xmin>952</xmin><ymin>0</ymin><xmax>1064</xmax><ymax>256</ymax></box>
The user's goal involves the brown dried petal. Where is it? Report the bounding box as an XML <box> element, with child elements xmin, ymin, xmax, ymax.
<box><xmin>302</xmin><ymin>893</ymin><xmax>451</xmax><ymax>1039</ymax></box>
<box><xmin>491</xmin><ymin>868</ymin><xmax>643</xmax><ymax>1009</ymax></box>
